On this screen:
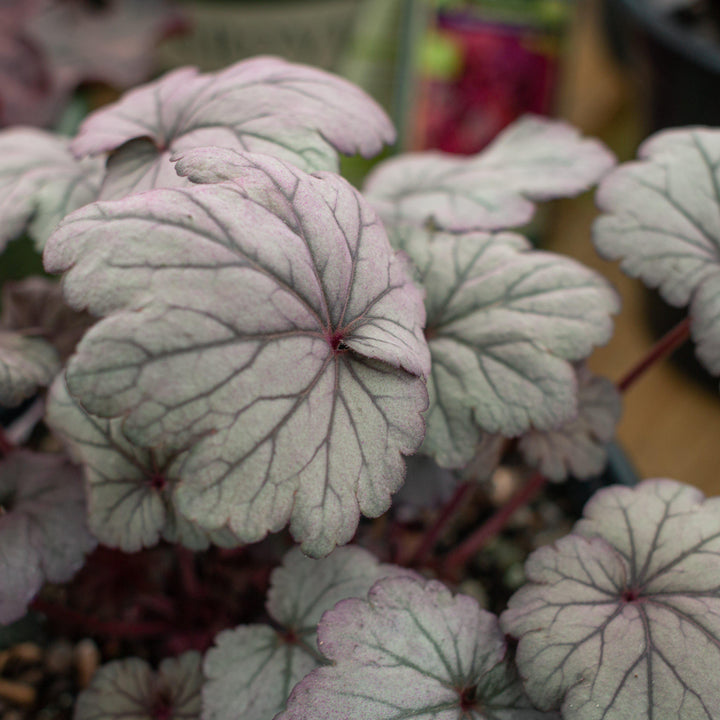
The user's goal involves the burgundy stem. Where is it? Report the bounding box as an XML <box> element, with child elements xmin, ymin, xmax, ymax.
<box><xmin>408</xmin><ymin>482</ymin><xmax>473</xmax><ymax>568</ymax></box>
<box><xmin>176</xmin><ymin>547</ymin><xmax>202</xmax><ymax>599</ymax></box>
<box><xmin>0</xmin><ymin>426</ymin><xmax>15</xmax><ymax>456</ymax></box>
<box><xmin>617</xmin><ymin>316</ymin><xmax>692</xmax><ymax>392</ymax></box>
<box><xmin>31</xmin><ymin>598</ymin><xmax>172</xmax><ymax>638</ymax></box>
<box><xmin>443</xmin><ymin>471</ymin><xmax>548</xmax><ymax>577</ymax></box>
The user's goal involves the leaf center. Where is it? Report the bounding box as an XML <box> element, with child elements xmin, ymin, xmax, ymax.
<box><xmin>621</xmin><ymin>588</ymin><xmax>642</xmax><ymax>603</ymax></box>
<box><xmin>148</xmin><ymin>473</ymin><xmax>168</xmax><ymax>491</ymax></box>
<box><xmin>151</xmin><ymin>693</ymin><xmax>173</xmax><ymax>720</ymax></box>
<box><xmin>458</xmin><ymin>685</ymin><xmax>479</xmax><ymax>713</ymax></box>
<box><xmin>327</xmin><ymin>329</ymin><xmax>349</xmax><ymax>354</ymax></box>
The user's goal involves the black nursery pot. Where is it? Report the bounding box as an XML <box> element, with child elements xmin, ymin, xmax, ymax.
<box><xmin>603</xmin><ymin>0</ymin><xmax>720</xmax><ymax>131</ymax></box>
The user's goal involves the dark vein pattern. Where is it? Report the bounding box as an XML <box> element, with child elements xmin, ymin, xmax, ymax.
<box><xmin>501</xmin><ymin>479</ymin><xmax>720</xmax><ymax>719</ymax></box>
<box><xmin>279</xmin><ymin>575</ymin><xmax>559</xmax><ymax>720</ymax></box>
<box><xmin>391</xmin><ymin>227</ymin><xmax>618</xmax><ymax>468</ymax></box>
<box><xmin>70</xmin><ymin>57</ymin><xmax>395</xmax><ymax>200</ymax></box>
<box><xmin>45</xmin><ymin>376</ymin><xmax>238</xmax><ymax>552</ymax></box>
<box><xmin>204</xmin><ymin>546</ymin><xmax>409</xmax><ymax>720</ymax></box>
<box><xmin>594</xmin><ymin>128</ymin><xmax>720</xmax><ymax>376</ymax></box>
<box><xmin>0</xmin><ymin>128</ymin><xmax>103</xmax><ymax>250</ymax></box>
<box><xmin>364</xmin><ymin>116</ymin><xmax>615</xmax><ymax>233</ymax></box>
<box><xmin>74</xmin><ymin>652</ymin><xmax>202</xmax><ymax>720</ymax></box>
<box><xmin>0</xmin><ymin>451</ymin><xmax>96</xmax><ymax>624</ymax></box>
<box><xmin>44</xmin><ymin>155</ymin><xmax>429</xmax><ymax>557</ymax></box>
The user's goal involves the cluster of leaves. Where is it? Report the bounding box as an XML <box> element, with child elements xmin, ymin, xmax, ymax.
<box><xmin>0</xmin><ymin>55</ymin><xmax>719</xmax><ymax>719</ymax></box>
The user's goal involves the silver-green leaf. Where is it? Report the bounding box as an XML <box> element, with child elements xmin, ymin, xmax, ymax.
<box><xmin>203</xmin><ymin>546</ymin><xmax>410</xmax><ymax>720</ymax></box>
<box><xmin>501</xmin><ymin>479</ymin><xmax>720</xmax><ymax>719</ymax></box>
<box><xmin>594</xmin><ymin>127</ymin><xmax>720</xmax><ymax>377</ymax></box>
<box><xmin>74</xmin><ymin>652</ymin><xmax>202</xmax><ymax>720</ymax></box>
<box><xmin>0</xmin><ymin>331</ymin><xmax>59</xmax><ymax>407</ymax></box>
<box><xmin>45</xmin><ymin>376</ymin><xmax>238</xmax><ymax>552</ymax></box>
<box><xmin>0</xmin><ymin>128</ymin><xmax>102</xmax><ymax>251</ymax></box>
<box><xmin>44</xmin><ymin>153</ymin><xmax>429</xmax><ymax>557</ymax></box>
<box><xmin>517</xmin><ymin>365</ymin><xmax>621</xmax><ymax>481</ymax></box>
<box><xmin>393</xmin><ymin>226</ymin><xmax>618</xmax><ymax>467</ymax></box>
<box><xmin>364</xmin><ymin>115</ymin><xmax>615</xmax><ymax>232</ymax></box>
<box><xmin>280</xmin><ymin>575</ymin><xmax>558</xmax><ymax>719</ymax></box>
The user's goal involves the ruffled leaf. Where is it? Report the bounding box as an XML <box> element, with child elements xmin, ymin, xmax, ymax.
<box><xmin>501</xmin><ymin>479</ymin><xmax>720</xmax><ymax>719</ymax></box>
<box><xmin>0</xmin><ymin>128</ymin><xmax>102</xmax><ymax>251</ymax></box>
<box><xmin>0</xmin><ymin>331</ymin><xmax>59</xmax><ymax>407</ymax></box>
<box><xmin>517</xmin><ymin>366</ymin><xmax>621</xmax><ymax>481</ymax></box>
<box><xmin>0</xmin><ymin>451</ymin><xmax>96</xmax><ymax>624</ymax></box>
<box><xmin>364</xmin><ymin>115</ymin><xmax>615</xmax><ymax>232</ymax></box>
<box><xmin>74</xmin><ymin>651</ymin><xmax>202</xmax><ymax>720</ymax></box>
<box><xmin>594</xmin><ymin>127</ymin><xmax>720</xmax><ymax>376</ymax></box>
<box><xmin>44</xmin><ymin>153</ymin><xmax>429</xmax><ymax>557</ymax></box>
<box><xmin>44</xmin><ymin>376</ymin><xmax>237</xmax><ymax>552</ymax></box>
<box><xmin>204</xmin><ymin>546</ymin><xmax>409</xmax><ymax>720</ymax></box>
<box><xmin>71</xmin><ymin>56</ymin><xmax>395</xmax><ymax>199</ymax></box>
<box><xmin>393</xmin><ymin>226</ymin><xmax>618</xmax><ymax>468</ymax></box>
<box><xmin>280</xmin><ymin>575</ymin><xmax>558</xmax><ymax>720</ymax></box>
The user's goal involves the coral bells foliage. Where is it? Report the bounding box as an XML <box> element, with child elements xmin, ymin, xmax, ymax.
<box><xmin>0</xmin><ymin>56</ymin><xmax>717</xmax><ymax>719</ymax></box>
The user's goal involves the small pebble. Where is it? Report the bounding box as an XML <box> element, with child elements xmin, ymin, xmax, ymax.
<box><xmin>0</xmin><ymin>677</ymin><xmax>36</xmax><ymax>706</ymax></box>
<box><xmin>10</xmin><ymin>643</ymin><xmax>43</xmax><ymax>665</ymax></box>
<box><xmin>75</xmin><ymin>639</ymin><xmax>101</xmax><ymax>689</ymax></box>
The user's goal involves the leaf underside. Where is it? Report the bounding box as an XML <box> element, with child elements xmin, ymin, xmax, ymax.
<box><xmin>501</xmin><ymin>479</ymin><xmax>720</xmax><ymax>719</ymax></box>
<box><xmin>44</xmin><ymin>153</ymin><xmax>429</xmax><ymax>557</ymax></box>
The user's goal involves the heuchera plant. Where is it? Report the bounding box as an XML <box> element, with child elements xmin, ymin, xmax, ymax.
<box><xmin>0</xmin><ymin>56</ymin><xmax>718</xmax><ymax>719</ymax></box>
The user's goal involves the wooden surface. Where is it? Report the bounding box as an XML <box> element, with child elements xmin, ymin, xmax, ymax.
<box><xmin>546</xmin><ymin>0</ymin><xmax>720</xmax><ymax>496</ymax></box>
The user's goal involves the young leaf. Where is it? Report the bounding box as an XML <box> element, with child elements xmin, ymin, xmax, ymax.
<box><xmin>501</xmin><ymin>479</ymin><xmax>720</xmax><ymax>719</ymax></box>
<box><xmin>594</xmin><ymin>127</ymin><xmax>720</xmax><ymax>376</ymax></box>
<box><xmin>44</xmin><ymin>153</ymin><xmax>430</xmax><ymax>556</ymax></box>
<box><xmin>279</xmin><ymin>575</ymin><xmax>558</xmax><ymax>720</ymax></box>
<box><xmin>0</xmin><ymin>451</ymin><xmax>96</xmax><ymax>624</ymax></box>
<box><xmin>517</xmin><ymin>365</ymin><xmax>621</xmax><ymax>481</ymax></box>
<box><xmin>0</xmin><ymin>331</ymin><xmax>59</xmax><ymax>407</ymax></box>
<box><xmin>74</xmin><ymin>651</ymin><xmax>202</xmax><ymax>720</ymax></box>
<box><xmin>393</xmin><ymin>225</ymin><xmax>618</xmax><ymax>468</ymax></box>
<box><xmin>204</xmin><ymin>546</ymin><xmax>410</xmax><ymax>720</ymax></box>
<box><xmin>44</xmin><ymin>376</ymin><xmax>237</xmax><ymax>553</ymax></box>
<box><xmin>364</xmin><ymin>115</ymin><xmax>615</xmax><ymax>232</ymax></box>
<box><xmin>0</xmin><ymin>128</ymin><xmax>102</xmax><ymax>250</ymax></box>
<box><xmin>71</xmin><ymin>57</ymin><xmax>395</xmax><ymax>199</ymax></box>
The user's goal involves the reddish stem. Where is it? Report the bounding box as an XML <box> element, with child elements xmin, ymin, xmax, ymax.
<box><xmin>617</xmin><ymin>316</ymin><xmax>692</xmax><ymax>392</ymax></box>
<box><xmin>31</xmin><ymin>598</ymin><xmax>171</xmax><ymax>638</ymax></box>
<box><xmin>0</xmin><ymin>426</ymin><xmax>15</xmax><ymax>456</ymax></box>
<box><xmin>443</xmin><ymin>471</ymin><xmax>548</xmax><ymax>577</ymax></box>
<box><xmin>176</xmin><ymin>547</ymin><xmax>202</xmax><ymax>599</ymax></box>
<box><xmin>408</xmin><ymin>482</ymin><xmax>473</xmax><ymax>567</ymax></box>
